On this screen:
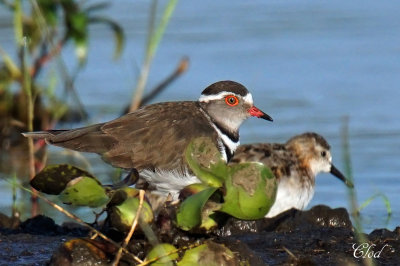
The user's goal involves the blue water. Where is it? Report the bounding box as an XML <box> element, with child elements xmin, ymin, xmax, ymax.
<box><xmin>0</xmin><ymin>0</ymin><xmax>399</xmax><ymax>232</ymax></box>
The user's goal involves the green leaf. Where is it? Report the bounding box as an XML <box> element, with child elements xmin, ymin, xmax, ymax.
<box><xmin>178</xmin><ymin>241</ymin><xmax>237</xmax><ymax>266</ymax></box>
<box><xmin>176</xmin><ymin>187</ymin><xmax>218</xmax><ymax>231</ymax></box>
<box><xmin>147</xmin><ymin>0</ymin><xmax>178</xmax><ymax>59</ymax></box>
<box><xmin>13</xmin><ymin>0</ymin><xmax>23</xmax><ymax>46</ymax></box>
<box><xmin>36</xmin><ymin>0</ymin><xmax>59</xmax><ymax>26</ymax></box>
<box><xmin>185</xmin><ymin>137</ymin><xmax>227</xmax><ymax>187</ymax></box>
<box><xmin>30</xmin><ymin>164</ymin><xmax>96</xmax><ymax>195</ymax></box>
<box><xmin>83</xmin><ymin>2</ymin><xmax>110</xmax><ymax>13</ymax></box>
<box><xmin>0</xmin><ymin>46</ymin><xmax>21</xmax><ymax>79</ymax></box>
<box><xmin>107</xmin><ymin>191</ymin><xmax>154</xmax><ymax>232</ymax></box>
<box><xmin>220</xmin><ymin>162</ymin><xmax>277</xmax><ymax>220</ymax></box>
<box><xmin>67</xmin><ymin>12</ymin><xmax>88</xmax><ymax>63</ymax></box>
<box><xmin>145</xmin><ymin>243</ymin><xmax>178</xmax><ymax>266</ymax></box>
<box><xmin>88</xmin><ymin>16</ymin><xmax>125</xmax><ymax>59</ymax></box>
<box><xmin>59</xmin><ymin>176</ymin><xmax>109</xmax><ymax>207</ymax></box>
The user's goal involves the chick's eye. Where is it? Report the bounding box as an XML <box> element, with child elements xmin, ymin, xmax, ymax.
<box><xmin>321</xmin><ymin>151</ymin><xmax>327</xmax><ymax>157</ymax></box>
<box><xmin>225</xmin><ymin>95</ymin><xmax>239</xmax><ymax>106</ymax></box>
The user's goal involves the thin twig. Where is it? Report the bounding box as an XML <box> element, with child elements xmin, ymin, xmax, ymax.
<box><xmin>112</xmin><ymin>190</ymin><xmax>146</xmax><ymax>266</ymax></box>
<box><xmin>141</xmin><ymin>56</ymin><xmax>189</xmax><ymax>105</ymax></box>
<box><xmin>129</xmin><ymin>0</ymin><xmax>178</xmax><ymax>112</ymax></box>
<box><xmin>282</xmin><ymin>246</ymin><xmax>298</xmax><ymax>261</ymax></box>
<box><xmin>31</xmin><ymin>40</ymin><xmax>64</xmax><ymax>79</ymax></box>
<box><xmin>20</xmin><ymin>35</ymin><xmax>38</xmax><ymax>216</ymax></box>
<box><xmin>16</xmin><ymin>185</ymin><xmax>143</xmax><ymax>264</ymax></box>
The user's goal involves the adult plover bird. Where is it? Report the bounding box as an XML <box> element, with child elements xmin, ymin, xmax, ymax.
<box><xmin>23</xmin><ymin>81</ymin><xmax>272</xmax><ymax>198</ymax></box>
<box><xmin>230</xmin><ymin>132</ymin><xmax>353</xmax><ymax>218</ymax></box>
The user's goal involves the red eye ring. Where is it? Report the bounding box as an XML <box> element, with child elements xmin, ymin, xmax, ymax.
<box><xmin>225</xmin><ymin>95</ymin><xmax>239</xmax><ymax>106</ymax></box>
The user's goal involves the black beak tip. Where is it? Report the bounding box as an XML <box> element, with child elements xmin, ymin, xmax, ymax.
<box><xmin>263</xmin><ymin>113</ymin><xmax>273</xmax><ymax>122</ymax></box>
<box><xmin>330</xmin><ymin>164</ymin><xmax>354</xmax><ymax>188</ymax></box>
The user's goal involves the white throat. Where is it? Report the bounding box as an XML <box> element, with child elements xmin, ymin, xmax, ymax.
<box><xmin>198</xmin><ymin>107</ymin><xmax>239</xmax><ymax>162</ymax></box>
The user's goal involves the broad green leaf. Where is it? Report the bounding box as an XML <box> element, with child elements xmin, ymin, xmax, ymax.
<box><xmin>30</xmin><ymin>164</ymin><xmax>96</xmax><ymax>195</ymax></box>
<box><xmin>108</xmin><ymin>196</ymin><xmax>154</xmax><ymax>232</ymax></box>
<box><xmin>178</xmin><ymin>241</ymin><xmax>236</xmax><ymax>266</ymax></box>
<box><xmin>220</xmin><ymin>162</ymin><xmax>277</xmax><ymax>219</ymax></box>
<box><xmin>185</xmin><ymin>137</ymin><xmax>227</xmax><ymax>187</ymax></box>
<box><xmin>176</xmin><ymin>187</ymin><xmax>218</xmax><ymax>231</ymax></box>
<box><xmin>59</xmin><ymin>176</ymin><xmax>109</xmax><ymax>207</ymax></box>
<box><xmin>179</xmin><ymin>183</ymin><xmax>210</xmax><ymax>199</ymax></box>
<box><xmin>145</xmin><ymin>243</ymin><xmax>178</xmax><ymax>266</ymax></box>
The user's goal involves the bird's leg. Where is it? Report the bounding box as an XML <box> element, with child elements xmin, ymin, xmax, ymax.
<box><xmin>106</xmin><ymin>169</ymin><xmax>140</xmax><ymax>189</ymax></box>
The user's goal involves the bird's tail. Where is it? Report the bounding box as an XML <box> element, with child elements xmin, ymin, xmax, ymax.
<box><xmin>21</xmin><ymin>130</ymin><xmax>67</xmax><ymax>140</ymax></box>
<box><xmin>21</xmin><ymin>124</ymin><xmax>115</xmax><ymax>153</ymax></box>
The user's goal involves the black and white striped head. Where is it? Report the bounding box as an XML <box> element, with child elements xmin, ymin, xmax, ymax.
<box><xmin>199</xmin><ymin>80</ymin><xmax>272</xmax><ymax>132</ymax></box>
<box><xmin>198</xmin><ymin>80</ymin><xmax>272</xmax><ymax>160</ymax></box>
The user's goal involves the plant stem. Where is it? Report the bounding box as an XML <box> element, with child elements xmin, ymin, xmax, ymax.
<box><xmin>22</xmin><ymin>39</ymin><xmax>38</xmax><ymax>217</ymax></box>
<box><xmin>16</xmin><ymin>0</ymin><xmax>38</xmax><ymax>217</ymax></box>
<box><xmin>341</xmin><ymin>116</ymin><xmax>375</xmax><ymax>266</ymax></box>
<box><xmin>129</xmin><ymin>0</ymin><xmax>178</xmax><ymax>112</ymax></box>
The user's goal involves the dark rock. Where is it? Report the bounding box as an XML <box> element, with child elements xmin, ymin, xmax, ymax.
<box><xmin>20</xmin><ymin>215</ymin><xmax>60</xmax><ymax>235</ymax></box>
<box><xmin>215</xmin><ymin>205</ymin><xmax>352</xmax><ymax>237</ymax></box>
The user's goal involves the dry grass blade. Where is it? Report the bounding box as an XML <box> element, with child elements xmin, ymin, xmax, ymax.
<box><xmin>16</xmin><ymin>185</ymin><xmax>143</xmax><ymax>264</ymax></box>
<box><xmin>112</xmin><ymin>189</ymin><xmax>146</xmax><ymax>266</ymax></box>
<box><xmin>282</xmin><ymin>246</ymin><xmax>297</xmax><ymax>260</ymax></box>
<box><xmin>141</xmin><ymin>56</ymin><xmax>189</xmax><ymax>106</ymax></box>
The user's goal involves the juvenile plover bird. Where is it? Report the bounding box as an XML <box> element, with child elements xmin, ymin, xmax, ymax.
<box><xmin>229</xmin><ymin>132</ymin><xmax>353</xmax><ymax>218</ymax></box>
<box><xmin>23</xmin><ymin>81</ymin><xmax>272</xmax><ymax>198</ymax></box>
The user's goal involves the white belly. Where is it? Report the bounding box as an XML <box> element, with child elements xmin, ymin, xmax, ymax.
<box><xmin>139</xmin><ymin>169</ymin><xmax>201</xmax><ymax>200</ymax></box>
<box><xmin>265</xmin><ymin>176</ymin><xmax>315</xmax><ymax>218</ymax></box>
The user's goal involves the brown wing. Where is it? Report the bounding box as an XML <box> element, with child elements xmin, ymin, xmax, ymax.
<box><xmin>37</xmin><ymin>124</ymin><xmax>117</xmax><ymax>153</ymax></box>
<box><xmin>230</xmin><ymin>143</ymin><xmax>297</xmax><ymax>180</ymax></box>
<box><xmin>100</xmin><ymin>101</ymin><xmax>218</xmax><ymax>171</ymax></box>
<box><xmin>25</xmin><ymin>101</ymin><xmax>219</xmax><ymax>172</ymax></box>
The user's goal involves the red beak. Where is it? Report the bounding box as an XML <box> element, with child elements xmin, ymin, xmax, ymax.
<box><xmin>248</xmin><ymin>106</ymin><xmax>273</xmax><ymax>121</ymax></box>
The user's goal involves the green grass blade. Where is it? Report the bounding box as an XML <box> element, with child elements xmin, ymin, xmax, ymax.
<box><xmin>147</xmin><ymin>0</ymin><xmax>178</xmax><ymax>59</ymax></box>
<box><xmin>14</xmin><ymin>0</ymin><xmax>23</xmax><ymax>45</ymax></box>
<box><xmin>341</xmin><ymin>116</ymin><xmax>375</xmax><ymax>266</ymax></box>
<box><xmin>130</xmin><ymin>0</ymin><xmax>179</xmax><ymax>111</ymax></box>
<box><xmin>357</xmin><ymin>192</ymin><xmax>392</xmax><ymax>217</ymax></box>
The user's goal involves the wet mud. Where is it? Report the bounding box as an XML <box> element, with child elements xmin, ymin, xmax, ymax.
<box><xmin>0</xmin><ymin>205</ymin><xmax>398</xmax><ymax>265</ymax></box>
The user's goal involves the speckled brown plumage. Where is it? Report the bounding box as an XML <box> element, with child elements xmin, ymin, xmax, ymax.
<box><xmin>230</xmin><ymin>142</ymin><xmax>309</xmax><ymax>183</ymax></box>
<box><xmin>230</xmin><ymin>132</ymin><xmax>352</xmax><ymax>218</ymax></box>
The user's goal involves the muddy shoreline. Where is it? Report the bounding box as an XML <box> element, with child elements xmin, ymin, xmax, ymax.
<box><xmin>0</xmin><ymin>205</ymin><xmax>398</xmax><ymax>265</ymax></box>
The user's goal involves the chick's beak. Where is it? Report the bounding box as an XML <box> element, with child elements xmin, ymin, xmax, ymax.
<box><xmin>330</xmin><ymin>164</ymin><xmax>354</xmax><ymax>188</ymax></box>
<box><xmin>248</xmin><ymin>106</ymin><xmax>273</xmax><ymax>121</ymax></box>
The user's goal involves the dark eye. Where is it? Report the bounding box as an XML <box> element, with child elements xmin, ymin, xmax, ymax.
<box><xmin>321</xmin><ymin>151</ymin><xmax>327</xmax><ymax>157</ymax></box>
<box><xmin>225</xmin><ymin>95</ymin><xmax>239</xmax><ymax>106</ymax></box>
